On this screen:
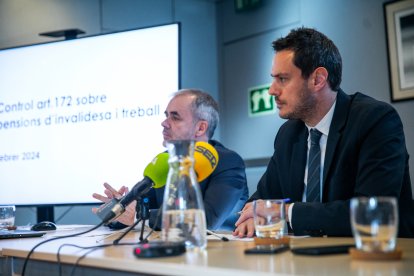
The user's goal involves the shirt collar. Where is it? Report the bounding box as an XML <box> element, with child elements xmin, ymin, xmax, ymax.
<box><xmin>306</xmin><ymin>100</ymin><xmax>336</xmax><ymax>136</ymax></box>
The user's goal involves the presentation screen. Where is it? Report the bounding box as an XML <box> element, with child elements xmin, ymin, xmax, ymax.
<box><xmin>0</xmin><ymin>23</ymin><xmax>180</xmax><ymax>206</ymax></box>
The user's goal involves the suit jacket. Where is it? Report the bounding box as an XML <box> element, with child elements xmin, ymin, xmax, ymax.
<box><xmin>149</xmin><ymin>140</ymin><xmax>249</xmax><ymax>230</ymax></box>
<box><xmin>250</xmin><ymin>90</ymin><xmax>413</xmax><ymax>237</ymax></box>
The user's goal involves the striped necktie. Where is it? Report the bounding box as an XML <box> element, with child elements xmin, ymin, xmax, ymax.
<box><xmin>306</xmin><ymin>129</ymin><xmax>323</xmax><ymax>202</ymax></box>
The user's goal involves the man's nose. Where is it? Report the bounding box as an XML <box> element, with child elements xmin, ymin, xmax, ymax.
<box><xmin>269</xmin><ymin>82</ymin><xmax>280</xmax><ymax>97</ymax></box>
<box><xmin>161</xmin><ymin>118</ymin><xmax>169</xmax><ymax>128</ymax></box>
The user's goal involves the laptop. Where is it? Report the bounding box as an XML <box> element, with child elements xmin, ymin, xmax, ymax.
<box><xmin>0</xmin><ymin>229</ymin><xmax>46</xmax><ymax>239</ymax></box>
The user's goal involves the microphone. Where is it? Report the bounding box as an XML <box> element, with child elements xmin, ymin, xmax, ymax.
<box><xmin>97</xmin><ymin>141</ymin><xmax>219</xmax><ymax>223</ymax></box>
<box><xmin>97</xmin><ymin>152</ymin><xmax>169</xmax><ymax>223</ymax></box>
<box><xmin>193</xmin><ymin>141</ymin><xmax>219</xmax><ymax>182</ymax></box>
<box><xmin>118</xmin><ymin>152</ymin><xmax>169</xmax><ymax>207</ymax></box>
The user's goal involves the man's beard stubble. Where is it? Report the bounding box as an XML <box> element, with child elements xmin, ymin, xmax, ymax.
<box><xmin>280</xmin><ymin>84</ymin><xmax>316</xmax><ymax>122</ymax></box>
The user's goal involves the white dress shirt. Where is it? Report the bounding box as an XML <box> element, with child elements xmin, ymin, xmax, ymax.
<box><xmin>288</xmin><ymin>100</ymin><xmax>336</xmax><ymax>226</ymax></box>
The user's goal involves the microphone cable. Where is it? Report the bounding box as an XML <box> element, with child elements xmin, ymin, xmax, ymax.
<box><xmin>55</xmin><ymin>208</ymin><xmax>164</xmax><ymax>276</ymax></box>
<box><xmin>142</xmin><ymin>207</ymin><xmax>163</xmax><ymax>241</ymax></box>
<box><xmin>21</xmin><ymin>221</ymin><xmax>105</xmax><ymax>276</ymax></box>
<box><xmin>56</xmin><ymin>241</ymin><xmax>138</xmax><ymax>276</ymax></box>
<box><xmin>55</xmin><ymin>208</ymin><xmax>163</xmax><ymax>276</ymax></box>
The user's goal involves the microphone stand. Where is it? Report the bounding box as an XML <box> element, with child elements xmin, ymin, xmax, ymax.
<box><xmin>113</xmin><ymin>195</ymin><xmax>149</xmax><ymax>244</ymax></box>
<box><xmin>138</xmin><ymin>197</ymin><xmax>150</xmax><ymax>242</ymax></box>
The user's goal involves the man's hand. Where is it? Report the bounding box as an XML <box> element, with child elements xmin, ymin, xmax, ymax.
<box><xmin>232</xmin><ymin>200</ymin><xmax>291</xmax><ymax>238</ymax></box>
<box><xmin>232</xmin><ymin>201</ymin><xmax>254</xmax><ymax>237</ymax></box>
<box><xmin>92</xmin><ymin>182</ymin><xmax>136</xmax><ymax>226</ymax></box>
<box><xmin>233</xmin><ymin>218</ymin><xmax>255</xmax><ymax>238</ymax></box>
<box><xmin>235</xmin><ymin>201</ymin><xmax>254</xmax><ymax>226</ymax></box>
<box><xmin>92</xmin><ymin>182</ymin><xmax>127</xmax><ymax>202</ymax></box>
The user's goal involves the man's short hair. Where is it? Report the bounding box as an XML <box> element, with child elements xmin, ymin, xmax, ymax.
<box><xmin>272</xmin><ymin>27</ymin><xmax>342</xmax><ymax>91</ymax></box>
<box><xmin>173</xmin><ymin>89</ymin><xmax>219</xmax><ymax>139</ymax></box>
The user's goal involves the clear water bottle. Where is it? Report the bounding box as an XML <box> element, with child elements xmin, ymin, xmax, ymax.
<box><xmin>161</xmin><ymin>140</ymin><xmax>207</xmax><ymax>251</ymax></box>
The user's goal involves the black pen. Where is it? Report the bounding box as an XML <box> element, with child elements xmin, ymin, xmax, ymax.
<box><xmin>206</xmin><ymin>229</ymin><xmax>229</xmax><ymax>241</ymax></box>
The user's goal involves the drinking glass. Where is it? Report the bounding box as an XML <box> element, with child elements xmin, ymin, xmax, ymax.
<box><xmin>0</xmin><ymin>205</ymin><xmax>16</xmax><ymax>229</ymax></box>
<box><xmin>350</xmin><ymin>197</ymin><xmax>398</xmax><ymax>252</ymax></box>
<box><xmin>253</xmin><ymin>199</ymin><xmax>285</xmax><ymax>239</ymax></box>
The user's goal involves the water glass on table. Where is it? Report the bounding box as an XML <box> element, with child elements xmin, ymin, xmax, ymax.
<box><xmin>350</xmin><ymin>197</ymin><xmax>398</xmax><ymax>253</ymax></box>
<box><xmin>253</xmin><ymin>199</ymin><xmax>286</xmax><ymax>239</ymax></box>
<box><xmin>0</xmin><ymin>205</ymin><xmax>16</xmax><ymax>229</ymax></box>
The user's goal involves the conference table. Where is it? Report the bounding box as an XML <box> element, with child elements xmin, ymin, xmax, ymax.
<box><xmin>1</xmin><ymin>226</ymin><xmax>413</xmax><ymax>276</ymax></box>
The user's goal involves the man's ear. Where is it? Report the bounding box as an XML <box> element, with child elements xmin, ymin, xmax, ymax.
<box><xmin>312</xmin><ymin>67</ymin><xmax>328</xmax><ymax>90</ymax></box>
<box><xmin>195</xmin><ymin>120</ymin><xmax>208</xmax><ymax>138</ymax></box>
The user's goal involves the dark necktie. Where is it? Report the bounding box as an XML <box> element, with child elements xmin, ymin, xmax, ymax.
<box><xmin>306</xmin><ymin>129</ymin><xmax>323</xmax><ymax>202</ymax></box>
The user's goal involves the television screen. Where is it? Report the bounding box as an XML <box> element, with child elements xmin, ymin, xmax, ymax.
<box><xmin>0</xmin><ymin>23</ymin><xmax>180</xmax><ymax>206</ymax></box>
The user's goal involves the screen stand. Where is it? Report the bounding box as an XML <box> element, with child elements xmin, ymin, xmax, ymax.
<box><xmin>37</xmin><ymin>206</ymin><xmax>55</xmax><ymax>223</ymax></box>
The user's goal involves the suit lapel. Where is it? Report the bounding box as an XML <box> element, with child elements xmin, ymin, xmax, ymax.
<box><xmin>289</xmin><ymin>125</ymin><xmax>308</xmax><ymax>201</ymax></box>
<box><xmin>323</xmin><ymin>90</ymin><xmax>351</xmax><ymax>193</ymax></box>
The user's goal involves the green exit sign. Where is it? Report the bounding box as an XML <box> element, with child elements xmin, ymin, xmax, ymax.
<box><xmin>248</xmin><ymin>84</ymin><xmax>276</xmax><ymax>117</ymax></box>
<box><xmin>234</xmin><ymin>0</ymin><xmax>262</xmax><ymax>12</ymax></box>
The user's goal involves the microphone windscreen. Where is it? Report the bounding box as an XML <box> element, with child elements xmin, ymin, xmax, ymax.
<box><xmin>194</xmin><ymin>141</ymin><xmax>219</xmax><ymax>182</ymax></box>
<box><xmin>143</xmin><ymin>152</ymin><xmax>169</xmax><ymax>188</ymax></box>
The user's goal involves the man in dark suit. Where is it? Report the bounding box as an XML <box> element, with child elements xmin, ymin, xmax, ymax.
<box><xmin>93</xmin><ymin>89</ymin><xmax>248</xmax><ymax>230</ymax></box>
<box><xmin>234</xmin><ymin>27</ymin><xmax>413</xmax><ymax>237</ymax></box>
